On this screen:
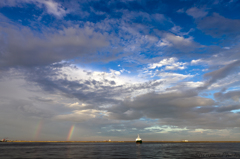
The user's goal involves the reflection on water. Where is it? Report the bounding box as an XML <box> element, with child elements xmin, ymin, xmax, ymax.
<box><xmin>136</xmin><ymin>144</ymin><xmax>142</xmax><ymax>159</ymax></box>
<box><xmin>0</xmin><ymin>142</ymin><xmax>239</xmax><ymax>158</ymax></box>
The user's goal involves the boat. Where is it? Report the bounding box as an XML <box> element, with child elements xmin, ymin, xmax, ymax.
<box><xmin>136</xmin><ymin>134</ymin><xmax>142</xmax><ymax>144</ymax></box>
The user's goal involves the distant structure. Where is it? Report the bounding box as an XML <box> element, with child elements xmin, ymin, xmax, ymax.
<box><xmin>0</xmin><ymin>138</ymin><xmax>8</xmax><ymax>142</ymax></box>
<box><xmin>136</xmin><ymin>134</ymin><xmax>142</xmax><ymax>144</ymax></box>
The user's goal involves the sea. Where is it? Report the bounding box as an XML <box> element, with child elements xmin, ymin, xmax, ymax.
<box><xmin>0</xmin><ymin>142</ymin><xmax>240</xmax><ymax>159</ymax></box>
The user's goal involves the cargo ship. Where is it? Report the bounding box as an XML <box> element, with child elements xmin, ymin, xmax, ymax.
<box><xmin>136</xmin><ymin>134</ymin><xmax>142</xmax><ymax>144</ymax></box>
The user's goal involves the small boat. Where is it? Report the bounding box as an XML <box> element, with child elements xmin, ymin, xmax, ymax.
<box><xmin>136</xmin><ymin>134</ymin><xmax>142</xmax><ymax>144</ymax></box>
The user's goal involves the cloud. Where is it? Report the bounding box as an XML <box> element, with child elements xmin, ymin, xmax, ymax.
<box><xmin>107</xmin><ymin>90</ymin><xmax>216</xmax><ymax>124</ymax></box>
<box><xmin>158</xmin><ymin>72</ymin><xmax>193</xmax><ymax>79</ymax></box>
<box><xmin>148</xmin><ymin>57</ymin><xmax>177</xmax><ymax>69</ymax></box>
<box><xmin>17</xmin><ymin>64</ymin><xmax>162</xmax><ymax>109</ymax></box>
<box><xmin>1</xmin><ymin>52</ymin><xmax>239</xmax><ymax>138</ymax></box>
<box><xmin>165</xmin><ymin>62</ymin><xmax>187</xmax><ymax>70</ymax></box>
<box><xmin>67</xmin><ymin>102</ymin><xmax>87</xmax><ymax>108</ymax></box>
<box><xmin>30</xmin><ymin>96</ymin><xmax>53</xmax><ymax>103</ymax></box>
<box><xmin>1</xmin><ymin>98</ymin><xmax>54</xmax><ymax>118</ymax></box>
<box><xmin>41</xmin><ymin>0</ymin><xmax>67</xmax><ymax>18</ymax></box>
<box><xmin>170</xmin><ymin>26</ymin><xmax>182</xmax><ymax>34</ymax></box>
<box><xmin>163</xmin><ymin>33</ymin><xmax>194</xmax><ymax>47</ymax></box>
<box><xmin>3</xmin><ymin>68</ymin><xmax>239</xmax><ymax>131</ymax></box>
<box><xmin>191</xmin><ymin>59</ymin><xmax>204</xmax><ymax>65</ymax></box>
<box><xmin>148</xmin><ymin>57</ymin><xmax>187</xmax><ymax>70</ymax></box>
<box><xmin>0</xmin><ymin>0</ymin><xmax>68</xmax><ymax>18</ymax></box>
<box><xmin>204</xmin><ymin>59</ymin><xmax>240</xmax><ymax>87</ymax></box>
<box><xmin>110</xmin><ymin>69</ymin><xmax>121</xmax><ymax>76</ymax></box>
<box><xmin>157</xmin><ymin>39</ymin><xmax>172</xmax><ymax>47</ymax></box>
<box><xmin>155</xmin><ymin>32</ymin><xmax>199</xmax><ymax>51</ymax></box>
<box><xmin>0</xmin><ymin>20</ymin><xmax>110</xmax><ymax>68</ymax></box>
<box><xmin>159</xmin><ymin>111</ymin><xmax>240</xmax><ymax>129</ymax></box>
<box><xmin>186</xmin><ymin>7</ymin><xmax>208</xmax><ymax>19</ymax></box>
<box><xmin>214</xmin><ymin>90</ymin><xmax>240</xmax><ymax>102</ymax></box>
<box><xmin>54</xmin><ymin>109</ymin><xmax>108</xmax><ymax>122</ymax></box>
<box><xmin>197</xmin><ymin>13</ymin><xmax>240</xmax><ymax>37</ymax></box>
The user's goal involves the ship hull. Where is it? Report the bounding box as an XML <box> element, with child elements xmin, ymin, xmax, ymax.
<box><xmin>136</xmin><ymin>140</ymin><xmax>142</xmax><ymax>144</ymax></box>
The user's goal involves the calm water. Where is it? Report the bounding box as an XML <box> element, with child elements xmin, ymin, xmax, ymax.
<box><xmin>0</xmin><ymin>142</ymin><xmax>240</xmax><ymax>159</ymax></box>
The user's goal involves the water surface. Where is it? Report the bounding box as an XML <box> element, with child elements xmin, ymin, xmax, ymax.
<box><xmin>0</xmin><ymin>142</ymin><xmax>239</xmax><ymax>158</ymax></box>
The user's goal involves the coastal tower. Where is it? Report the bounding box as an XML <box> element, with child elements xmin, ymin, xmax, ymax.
<box><xmin>136</xmin><ymin>134</ymin><xmax>142</xmax><ymax>144</ymax></box>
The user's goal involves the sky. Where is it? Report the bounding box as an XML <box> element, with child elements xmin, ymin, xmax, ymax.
<box><xmin>0</xmin><ymin>0</ymin><xmax>240</xmax><ymax>141</ymax></box>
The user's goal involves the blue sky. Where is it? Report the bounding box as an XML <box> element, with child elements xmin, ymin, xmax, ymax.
<box><xmin>0</xmin><ymin>0</ymin><xmax>240</xmax><ymax>141</ymax></box>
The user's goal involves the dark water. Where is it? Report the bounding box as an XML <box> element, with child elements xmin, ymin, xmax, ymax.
<box><xmin>0</xmin><ymin>142</ymin><xmax>240</xmax><ymax>159</ymax></box>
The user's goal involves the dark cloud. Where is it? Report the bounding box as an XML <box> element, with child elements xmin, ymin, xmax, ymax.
<box><xmin>109</xmin><ymin>80</ymin><xmax>116</xmax><ymax>85</ymax></box>
<box><xmin>197</xmin><ymin>13</ymin><xmax>240</xmax><ymax>37</ymax></box>
<box><xmin>214</xmin><ymin>90</ymin><xmax>240</xmax><ymax>102</ymax></box>
<box><xmin>0</xmin><ymin>19</ymin><xmax>110</xmax><ymax>69</ymax></box>
<box><xmin>203</xmin><ymin>59</ymin><xmax>240</xmax><ymax>87</ymax></box>
<box><xmin>30</xmin><ymin>96</ymin><xmax>53</xmax><ymax>102</ymax></box>
<box><xmin>159</xmin><ymin>111</ymin><xmax>240</xmax><ymax>129</ymax></box>
<box><xmin>107</xmin><ymin>91</ymin><xmax>214</xmax><ymax>120</ymax></box>
<box><xmin>3</xmin><ymin>99</ymin><xmax>54</xmax><ymax>118</ymax></box>
<box><xmin>215</xmin><ymin>105</ymin><xmax>240</xmax><ymax>112</ymax></box>
<box><xmin>195</xmin><ymin>104</ymin><xmax>240</xmax><ymax>113</ymax></box>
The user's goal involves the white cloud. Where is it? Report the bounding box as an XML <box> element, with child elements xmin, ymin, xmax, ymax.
<box><xmin>164</xmin><ymin>33</ymin><xmax>193</xmax><ymax>46</ymax></box>
<box><xmin>0</xmin><ymin>0</ymin><xmax>67</xmax><ymax>18</ymax></box>
<box><xmin>41</xmin><ymin>0</ymin><xmax>67</xmax><ymax>18</ymax></box>
<box><xmin>191</xmin><ymin>59</ymin><xmax>204</xmax><ymax>65</ymax></box>
<box><xmin>120</xmin><ymin>68</ymin><xmax>131</xmax><ymax>74</ymax></box>
<box><xmin>148</xmin><ymin>57</ymin><xmax>187</xmax><ymax>70</ymax></box>
<box><xmin>67</xmin><ymin>102</ymin><xmax>86</xmax><ymax>108</ymax></box>
<box><xmin>110</xmin><ymin>69</ymin><xmax>121</xmax><ymax>76</ymax></box>
<box><xmin>165</xmin><ymin>62</ymin><xmax>187</xmax><ymax>70</ymax></box>
<box><xmin>156</xmin><ymin>33</ymin><xmax>195</xmax><ymax>50</ymax></box>
<box><xmin>59</xmin><ymin>65</ymin><xmax>144</xmax><ymax>87</ymax></box>
<box><xmin>183</xmin><ymin>81</ymin><xmax>204</xmax><ymax>88</ymax></box>
<box><xmin>223</xmin><ymin>47</ymin><xmax>230</xmax><ymax>50</ymax></box>
<box><xmin>157</xmin><ymin>39</ymin><xmax>172</xmax><ymax>47</ymax></box>
<box><xmin>144</xmin><ymin>35</ymin><xmax>158</xmax><ymax>43</ymax></box>
<box><xmin>148</xmin><ymin>57</ymin><xmax>177</xmax><ymax>69</ymax></box>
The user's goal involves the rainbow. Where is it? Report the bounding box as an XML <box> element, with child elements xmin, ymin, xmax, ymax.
<box><xmin>67</xmin><ymin>125</ymin><xmax>75</xmax><ymax>141</ymax></box>
<box><xmin>34</xmin><ymin>120</ymin><xmax>43</xmax><ymax>140</ymax></box>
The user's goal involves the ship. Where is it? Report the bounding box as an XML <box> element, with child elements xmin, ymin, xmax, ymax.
<box><xmin>136</xmin><ymin>134</ymin><xmax>142</xmax><ymax>144</ymax></box>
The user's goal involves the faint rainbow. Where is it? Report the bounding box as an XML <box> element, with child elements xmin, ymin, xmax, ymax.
<box><xmin>67</xmin><ymin>125</ymin><xmax>75</xmax><ymax>141</ymax></box>
<box><xmin>34</xmin><ymin>120</ymin><xmax>43</xmax><ymax>140</ymax></box>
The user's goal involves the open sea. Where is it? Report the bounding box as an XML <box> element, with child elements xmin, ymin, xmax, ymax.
<box><xmin>0</xmin><ymin>142</ymin><xmax>240</xmax><ymax>159</ymax></box>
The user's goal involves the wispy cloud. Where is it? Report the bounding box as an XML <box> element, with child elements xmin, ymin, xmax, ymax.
<box><xmin>0</xmin><ymin>0</ymin><xmax>68</xmax><ymax>18</ymax></box>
